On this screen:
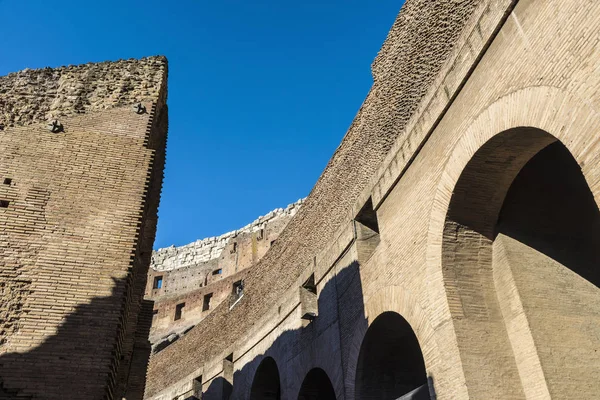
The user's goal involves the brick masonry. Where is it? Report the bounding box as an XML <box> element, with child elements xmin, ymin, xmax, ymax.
<box><xmin>0</xmin><ymin>57</ymin><xmax>168</xmax><ymax>400</ymax></box>
<box><xmin>145</xmin><ymin>0</ymin><xmax>600</xmax><ymax>399</ymax></box>
<box><xmin>147</xmin><ymin>200</ymin><xmax>302</xmax><ymax>348</ymax></box>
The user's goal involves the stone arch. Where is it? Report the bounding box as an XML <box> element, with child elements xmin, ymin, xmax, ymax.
<box><xmin>427</xmin><ymin>86</ymin><xmax>600</xmax><ymax>398</ymax></box>
<box><xmin>354</xmin><ymin>311</ymin><xmax>429</xmax><ymax>400</ymax></box>
<box><xmin>249</xmin><ymin>356</ymin><xmax>281</xmax><ymax>400</ymax></box>
<box><xmin>345</xmin><ymin>285</ymin><xmax>441</xmax><ymax>400</ymax></box>
<box><xmin>297</xmin><ymin>368</ymin><xmax>336</xmax><ymax>400</ymax></box>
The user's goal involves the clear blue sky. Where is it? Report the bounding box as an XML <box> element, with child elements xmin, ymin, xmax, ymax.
<box><xmin>0</xmin><ymin>0</ymin><xmax>402</xmax><ymax>249</ymax></box>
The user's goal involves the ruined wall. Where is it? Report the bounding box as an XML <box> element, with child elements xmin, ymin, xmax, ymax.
<box><xmin>147</xmin><ymin>200</ymin><xmax>302</xmax><ymax>298</ymax></box>
<box><xmin>146</xmin><ymin>0</ymin><xmax>600</xmax><ymax>398</ymax></box>
<box><xmin>0</xmin><ymin>57</ymin><xmax>168</xmax><ymax>400</ymax></box>
<box><xmin>146</xmin><ymin>201</ymin><xmax>302</xmax><ymax>346</ymax></box>
<box><xmin>144</xmin><ymin>0</ymin><xmax>490</xmax><ymax>397</ymax></box>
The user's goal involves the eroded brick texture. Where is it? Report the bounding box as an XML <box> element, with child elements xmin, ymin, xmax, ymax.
<box><xmin>0</xmin><ymin>56</ymin><xmax>168</xmax><ymax>400</ymax></box>
<box><xmin>145</xmin><ymin>0</ymin><xmax>482</xmax><ymax>396</ymax></box>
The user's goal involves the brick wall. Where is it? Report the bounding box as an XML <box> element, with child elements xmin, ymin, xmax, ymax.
<box><xmin>146</xmin><ymin>0</ymin><xmax>600</xmax><ymax>399</ymax></box>
<box><xmin>0</xmin><ymin>57</ymin><xmax>168</xmax><ymax>400</ymax></box>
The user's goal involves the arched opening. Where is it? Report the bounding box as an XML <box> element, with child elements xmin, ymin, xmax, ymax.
<box><xmin>443</xmin><ymin>127</ymin><xmax>600</xmax><ymax>398</ymax></box>
<box><xmin>250</xmin><ymin>357</ymin><xmax>281</xmax><ymax>400</ymax></box>
<box><xmin>297</xmin><ymin>368</ymin><xmax>336</xmax><ymax>400</ymax></box>
<box><xmin>355</xmin><ymin>311</ymin><xmax>428</xmax><ymax>400</ymax></box>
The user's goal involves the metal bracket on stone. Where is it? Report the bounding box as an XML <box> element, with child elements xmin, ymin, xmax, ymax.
<box><xmin>134</xmin><ymin>103</ymin><xmax>147</xmax><ymax>114</ymax></box>
<box><xmin>48</xmin><ymin>120</ymin><xmax>64</xmax><ymax>133</ymax></box>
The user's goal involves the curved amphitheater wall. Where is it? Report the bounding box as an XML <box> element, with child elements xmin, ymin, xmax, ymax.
<box><xmin>146</xmin><ymin>1</ymin><xmax>600</xmax><ymax>399</ymax></box>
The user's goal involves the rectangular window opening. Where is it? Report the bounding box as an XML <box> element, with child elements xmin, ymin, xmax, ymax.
<box><xmin>256</xmin><ymin>228</ymin><xmax>264</xmax><ymax>240</ymax></box>
<box><xmin>203</xmin><ymin>293</ymin><xmax>213</xmax><ymax>311</ymax></box>
<box><xmin>0</xmin><ymin>200</ymin><xmax>9</xmax><ymax>208</ymax></box>
<box><xmin>212</xmin><ymin>268</ymin><xmax>222</xmax><ymax>276</ymax></box>
<box><xmin>230</xmin><ymin>242</ymin><xmax>237</xmax><ymax>254</ymax></box>
<box><xmin>3</xmin><ymin>178</ymin><xmax>11</xmax><ymax>185</ymax></box>
<box><xmin>153</xmin><ymin>276</ymin><xmax>163</xmax><ymax>289</ymax></box>
<box><xmin>174</xmin><ymin>302</ymin><xmax>185</xmax><ymax>321</ymax></box>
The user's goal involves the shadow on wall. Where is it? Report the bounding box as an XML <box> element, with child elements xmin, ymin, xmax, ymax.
<box><xmin>0</xmin><ymin>277</ymin><xmax>152</xmax><ymax>400</ymax></box>
<box><xmin>197</xmin><ymin>255</ymin><xmax>435</xmax><ymax>400</ymax></box>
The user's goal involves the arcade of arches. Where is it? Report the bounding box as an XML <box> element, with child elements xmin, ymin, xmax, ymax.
<box><xmin>246</xmin><ymin>128</ymin><xmax>600</xmax><ymax>400</ymax></box>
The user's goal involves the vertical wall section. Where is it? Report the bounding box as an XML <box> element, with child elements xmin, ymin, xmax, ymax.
<box><xmin>0</xmin><ymin>57</ymin><xmax>168</xmax><ymax>400</ymax></box>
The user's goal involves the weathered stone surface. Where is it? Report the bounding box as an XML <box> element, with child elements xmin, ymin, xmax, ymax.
<box><xmin>0</xmin><ymin>56</ymin><xmax>165</xmax><ymax>128</ymax></box>
<box><xmin>145</xmin><ymin>1</ymin><xmax>600</xmax><ymax>399</ymax></box>
<box><xmin>0</xmin><ymin>57</ymin><xmax>168</xmax><ymax>400</ymax></box>
<box><xmin>151</xmin><ymin>199</ymin><xmax>303</xmax><ymax>272</ymax></box>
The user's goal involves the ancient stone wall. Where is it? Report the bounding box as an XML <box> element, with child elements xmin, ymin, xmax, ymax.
<box><xmin>144</xmin><ymin>0</ymin><xmax>491</xmax><ymax>397</ymax></box>
<box><xmin>0</xmin><ymin>57</ymin><xmax>167</xmax><ymax>400</ymax></box>
<box><xmin>143</xmin><ymin>0</ymin><xmax>600</xmax><ymax>399</ymax></box>
<box><xmin>146</xmin><ymin>200</ymin><xmax>302</xmax><ymax>347</ymax></box>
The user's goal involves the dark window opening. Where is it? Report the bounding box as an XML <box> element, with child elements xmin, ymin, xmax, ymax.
<box><xmin>0</xmin><ymin>200</ymin><xmax>9</xmax><ymax>208</ymax></box>
<box><xmin>232</xmin><ymin>280</ymin><xmax>244</xmax><ymax>299</ymax></box>
<box><xmin>230</xmin><ymin>242</ymin><xmax>238</xmax><ymax>254</ymax></box>
<box><xmin>256</xmin><ymin>228</ymin><xmax>264</xmax><ymax>240</ymax></box>
<box><xmin>355</xmin><ymin>197</ymin><xmax>379</xmax><ymax>233</ymax></box>
<box><xmin>174</xmin><ymin>302</ymin><xmax>185</xmax><ymax>321</ymax></box>
<box><xmin>212</xmin><ymin>269</ymin><xmax>222</xmax><ymax>276</ymax></box>
<box><xmin>270</xmin><ymin>240</ymin><xmax>276</xmax><ymax>246</ymax></box>
<box><xmin>153</xmin><ymin>276</ymin><xmax>163</xmax><ymax>289</ymax></box>
<box><xmin>203</xmin><ymin>293</ymin><xmax>213</xmax><ymax>311</ymax></box>
<box><xmin>3</xmin><ymin>178</ymin><xmax>11</xmax><ymax>185</ymax></box>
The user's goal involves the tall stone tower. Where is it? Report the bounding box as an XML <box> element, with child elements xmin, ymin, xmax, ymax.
<box><xmin>0</xmin><ymin>57</ymin><xmax>168</xmax><ymax>399</ymax></box>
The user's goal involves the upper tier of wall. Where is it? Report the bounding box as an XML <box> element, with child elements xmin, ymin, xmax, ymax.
<box><xmin>0</xmin><ymin>56</ymin><xmax>166</xmax><ymax>129</ymax></box>
<box><xmin>151</xmin><ymin>199</ymin><xmax>304</xmax><ymax>273</ymax></box>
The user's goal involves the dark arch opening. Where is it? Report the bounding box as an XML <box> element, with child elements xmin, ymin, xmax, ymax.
<box><xmin>355</xmin><ymin>311</ymin><xmax>428</xmax><ymax>400</ymax></box>
<box><xmin>250</xmin><ymin>357</ymin><xmax>281</xmax><ymax>400</ymax></box>
<box><xmin>297</xmin><ymin>368</ymin><xmax>336</xmax><ymax>400</ymax></box>
<box><xmin>496</xmin><ymin>140</ymin><xmax>600</xmax><ymax>286</ymax></box>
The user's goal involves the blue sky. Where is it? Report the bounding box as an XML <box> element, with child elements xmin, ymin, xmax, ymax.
<box><xmin>0</xmin><ymin>0</ymin><xmax>402</xmax><ymax>249</ymax></box>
